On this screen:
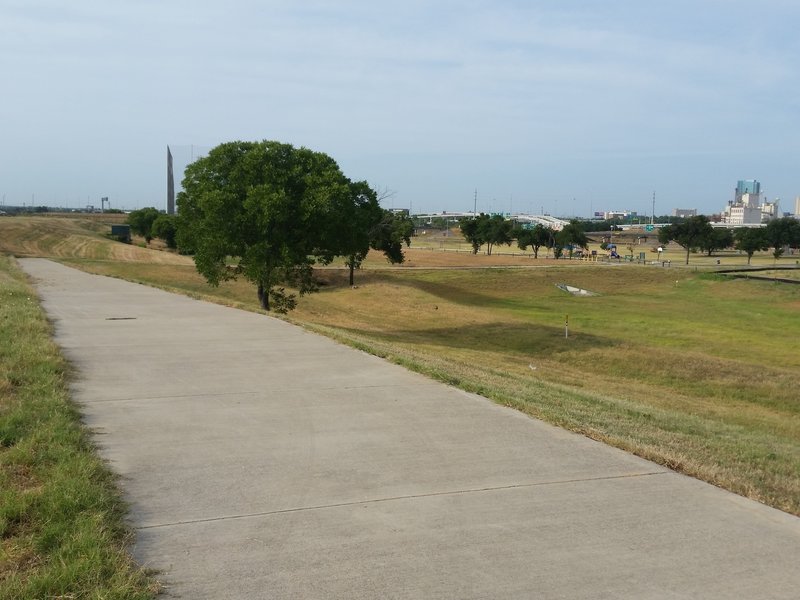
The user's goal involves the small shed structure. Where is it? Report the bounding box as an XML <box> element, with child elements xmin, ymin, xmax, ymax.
<box><xmin>111</xmin><ymin>224</ymin><xmax>131</xmax><ymax>243</ymax></box>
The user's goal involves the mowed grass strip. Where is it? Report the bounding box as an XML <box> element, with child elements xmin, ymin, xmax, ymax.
<box><xmin>0</xmin><ymin>255</ymin><xmax>158</xmax><ymax>598</ymax></box>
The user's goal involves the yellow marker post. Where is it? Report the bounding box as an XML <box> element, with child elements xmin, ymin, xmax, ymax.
<box><xmin>565</xmin><ymin>314</ymin><xmax>569</xmax><ymax>338</ymax></box>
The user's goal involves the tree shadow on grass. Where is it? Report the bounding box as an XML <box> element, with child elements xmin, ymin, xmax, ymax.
<box><xmin>315</xmin><ymin>268</ymin><xmax>569</xmax><ymax>309</ymax></box>
<box><xmin>335</xmin><ymin>320</ymin><xmax>615</xmax><ymax>359</ymax></box>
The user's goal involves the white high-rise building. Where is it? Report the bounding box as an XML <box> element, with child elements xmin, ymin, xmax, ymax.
<box><xmin>722</xmin><ymin>179</ymin><xmax>764</xmax><ymax>225</ymax></box>
<box><xmin>794</xmin><ymin>196</ymin><xmax>800</xmax><ymax>217</ymax></box>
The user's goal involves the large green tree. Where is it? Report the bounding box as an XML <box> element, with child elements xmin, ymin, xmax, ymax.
<box><xmin>177</xmin><ymin>140</ymin><xmax>363</xmax><ymax>312</ymax></box>
<box><xmin>658</xmin><ymin>215</ymin><xmax>714</xmax><ymax>264</ymax></box>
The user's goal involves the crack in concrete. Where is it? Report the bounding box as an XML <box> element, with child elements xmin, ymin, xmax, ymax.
<box><xmin>82</xmin><ymin>382</ymin><xmax>441</xmax><ymax>404</ymax></box>
<box><xmin>136</xmin><ymin>470</ymin><xmax>672</xmax><ymax>530</ymax></box>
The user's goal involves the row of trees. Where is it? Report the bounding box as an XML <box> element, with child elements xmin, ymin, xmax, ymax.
<box><xmin>127</xmin><ymin>207</ymin><xmax>178</xmax><ymax>247</ymax></box>
<box><xmin>459</xmin><ymin>214</ymin><xmax>589</xmax><ymax>259</ymax></box>
<box><xmin>129</xmin><ymin>141</ymin><xmax>412</xmax><ymax>312</ymax></box>
<box><xmin>659</xmin><ymin>215</ymin><xmax>800</xmax><ymax>264</ymax></box>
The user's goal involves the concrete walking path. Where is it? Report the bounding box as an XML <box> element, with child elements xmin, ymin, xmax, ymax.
<box><xmin>20</xmin><ymin>259</ymin><xmax>800</xmax><ymax>599</ymax></box>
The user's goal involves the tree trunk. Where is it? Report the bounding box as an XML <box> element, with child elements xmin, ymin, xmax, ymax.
<box><xmin>685</xmin><ymin>247</ymin><xmax>690</xmax><ymax>265</ymax></box>
<box><xmin>349</xmin><ymin>261</ymin><xmax>355</xmax><ymax>286</ymax></box>
<box><xmin>257</xmin><ymin>283</ymin><xmax>270</xmax><ymax>311</ymax></box>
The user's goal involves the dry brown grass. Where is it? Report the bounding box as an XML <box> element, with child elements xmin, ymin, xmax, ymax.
<box><xmin>0</xmin><ymin>216</ymin><xmax>191</xmax><ymax>265</ymax></box>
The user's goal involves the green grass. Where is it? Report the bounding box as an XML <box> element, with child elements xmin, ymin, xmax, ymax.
<box><xmin>0</xmin><ymin>255</ymin><xmax>158</xmax><ymax>598</ymax></box>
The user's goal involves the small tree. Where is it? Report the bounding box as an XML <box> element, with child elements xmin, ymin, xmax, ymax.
<box><xmin>370</xmin><ymin>210</ymin><xmax>413</xmax><ymax>262</ymax></box>
<box><xmin>127</xmin><ymin>207</ymin><xmax>161</xmax><ymax>243</ymax></box>
<box><xmin>325</xmin><ymin>181</ymin><xmax>383</xmax><ymax>286</ymax></box>
<box><xmin>484</xmin><ymin>215</ymin><xmax>514</xmax><ymax>256</ymax></box>
<box><xmin>151</xmin><ymin>214</ymin><xmax>178</xmax><ymax>249</ymax></box>
<box><xmin>699</xmin><ymin>227</ymin><xmax>734</xmax><ymax>256</ymax></box>
<box><xmin>659</xmin><ymin>215</ymin><xmax>714</xmax><ymax>265</ymax></box>
<box><xmin>460</xmin><ymin>215</ymin><xmax>488</xmax><ymax>254</ymax></box>
<box><xmin>556</xmin><ymin>220</ymin><xmax>589</xmax><ymax>259</ymax></box>
<box><xmin>515</xmin><ymin>224</ymin><xmax>552</xmax><ymax>258</ymax></box>
<box><xmin>460</xmin><ymin>214</ymin><xmax>513</xmax><ymax>256</ymax></box>
<box><xmin>734</xmin><ymin>228</ymin><xmax>769</xmax><ymax>264</ymax></box>
<box><xmin>765</xmin><ymin>217</ymin><xmax>800</xmax><ymax>257</ymax></box>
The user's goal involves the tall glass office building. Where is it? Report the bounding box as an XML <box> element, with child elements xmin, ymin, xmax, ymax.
<box><xmin>736</xmin><ymin>179</ymin><xmax>760</xmax><ymax>198</ymax></box>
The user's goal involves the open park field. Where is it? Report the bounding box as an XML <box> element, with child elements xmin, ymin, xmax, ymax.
<box><xmin>1</xmin><ymin>214</ymin><xmax>799</xmax><ymax>520</ymax></box>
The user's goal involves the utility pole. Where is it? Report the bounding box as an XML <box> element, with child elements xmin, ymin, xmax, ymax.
<box><xmin>652</xmin><ymin>191</ymin><xmax>656</xmax><ymax>225</ymax></box>
<box><xmin>473</xmin><ymin>188</ymin><xmax>477</xmax><ymax>216</ymax></box>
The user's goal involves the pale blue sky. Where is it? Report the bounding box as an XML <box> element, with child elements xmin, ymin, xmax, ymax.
<box><xmin>2</xmin><ymin>1</ymin><xmax>798</xmax><ymax>216</ymax></box>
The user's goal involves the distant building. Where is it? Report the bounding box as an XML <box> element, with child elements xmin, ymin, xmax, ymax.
<box><xmin>722</xmin><ymin>179</ymin><xmax>765</xmax><ymax>226</ymax></box>
<box><xmin>794</xmin><ymin>196</ymin><xmax>800</xmax><ymax>217</ymax></box>
<box><xmin>735</xmin><ymin>179</ymin><xmax>761</xmax><ymax>202</ymax></box>
<box><xmin>726</xmin><ymin>204</ymin><xmax>762</xmax><ymax>226</ymax></box>
<box><xmin>672</xmin><ymin>208</ymin><xmax>697</xmax><ymax>218</ymax></box>
<box><xmin>761</xmin><ymin>200</ymin><xmax>780</xmax><ymax>222</ymax></box>
<box><xmin>603</xmin><ymin>210</ymin><xmax>636</xmax><ymax>220</ymax></box>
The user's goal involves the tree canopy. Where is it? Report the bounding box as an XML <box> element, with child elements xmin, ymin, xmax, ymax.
<box><xmin>328</xmin><ymin>185</ymin><xmax>412</xmax><ymax>286</ymax></box>
<box><xmin>515</xmin><ymin>224</ymin><xmax>553</xmax><ymax>258</ymax></box>
<box><xmin>699</xmin><ymin>227</ymin><xmax>734</xmax><ymax>257</ymax></box>
<box><xmin>151</xmin><ymin>214</ymin><xmax>178</xmax><ymax>249</ymax></box>
<box><xmin>734</xmin><ymin>228</ymin><xmax>769</xmax><ymax>264</ymax></box>
<box><xmin>459</xmin><ymin>217</ymin><xmax>485</xmax><ymax>254</ymax></box>
<box><xmin>127</xmin><ymin>207</ymin><xmax>161</xmax><ymax>243</ymax></box>
<box><xmin>765</xmin><ymin>217</ymin><xmax>800</xmax><ymax>253</ymax></box>
<box><xmin>177</xmin><ymin>140</ymin><xmax>379</xmax><ymax>312</ymax></box>
<box><xmin>658</xmin><ymin>215</ymin><xmax>714</xmax><ymax>264</ymax></box>
<box><xmin>459</xmin><ymin>214</ymin><xmax>514</xmax><ymax>255</ymax></box>
<box><xmin>554</xmin><ymin>220</ymin><xmax>589</xmax><ymax>258</ymax></box>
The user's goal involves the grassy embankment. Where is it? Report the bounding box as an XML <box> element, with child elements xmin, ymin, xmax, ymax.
<box><xmin>0</xmin><ymin>254</ymin><xmax>158</xmax><ymax>597</ymax></box>
<box><xmin>2</xmin><ymin>215</ymin><xmax>799</xmax><ymax>517</ymax></box>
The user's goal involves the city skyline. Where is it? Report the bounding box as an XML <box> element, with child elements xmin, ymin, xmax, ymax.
<box><xmin>2</xmin><ymin>1</ymin><xmax>799</xmax><ymax>216</ymax></box>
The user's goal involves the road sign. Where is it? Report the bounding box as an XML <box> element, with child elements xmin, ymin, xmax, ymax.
<box><xmin>645</xmin><ymin>224</ymin><xmax>654</xmax><ymax>231</ymax></box>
